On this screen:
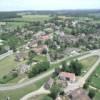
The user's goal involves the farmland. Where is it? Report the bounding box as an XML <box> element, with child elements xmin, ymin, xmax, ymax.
<box><xmin>6</xmin><ymin>15</ymin><xmax>50</xmax><ymax>22</ymax></box>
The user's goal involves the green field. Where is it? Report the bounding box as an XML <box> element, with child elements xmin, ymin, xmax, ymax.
<box><xmin>8</xmin><ymin>15</ymin><xmax>50</xmax><ymax>22</ymax></box>
<box><xmin>6</xmin><ymin>22</ymin><xmax>28</xmax><ymax>28</ymax></box>
<box><xmin>30</xmin><ymin>94</ymin><xmax>47</xmax><ymax>100</ymax></box>
<box><xmin>89</xmin><ymin>64</ymin><xmax>100</xmax><ymax>89</ymax></box>
<box><xmin>80</xmin><ymin>55</ymin><xmax>99</xmax><ymax>75</ymax></box>
<box><xmin>0</xmin><ymin>76</ymin><xmax>49</xmax><ymax>100</ymax></box>
<box><xmin>0</xmin><ymin>55</ymin><xmax>23</xmax><ymax>77</ymax></box>
<box><xmin>94</xmin><ymin>91</ymin><xmax>100</xmax><ymax>100</ymax></box>
<box><xmin>33</xmin><ymin>55</ymin><xmax>48</xmax><ymax>62</ymax></box>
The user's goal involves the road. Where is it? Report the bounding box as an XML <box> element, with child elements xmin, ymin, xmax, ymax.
<box><xmin>21</xmin><ymin>49</ymin><xmax>100</xmax><ymax>100</ymax></box>
<box><xmin>0</xmin><ymin>49</ymin><xmax>99</xmax><ymax>91</ymax></box>
<box><xmin>0</xmin><ymin>69</ymin><xmax>54</xmax><ymax>91</ymax></box>
<box><xmin>20</xmin><ymin>86</ymin><xmax>50</xmax><ymax>100</ymax></box>
<box><xmin>64</xmin><ymin>49</ymin><xmax>100</xmax><ymax>94</ymax></box>
<box><xmin>0</xmin><ymin>50</ymin><xmax>13</xmax><ymax>60</ymax></box>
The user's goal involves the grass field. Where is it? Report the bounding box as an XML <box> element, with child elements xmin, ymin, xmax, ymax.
<box><xmin>89</xmin><ymin>64</ymin><xmax>100</xmax><ymax>89</ymax></box>
<box><xmin>8</xmin><ymin>15</ymin><xmax>50</xmax><ymax>22</ymax></box>
<box><xmin>80</xmin><ymin>55</ymin><xmax>99</xmax><ymax>75</ymax></box>
<box><xmin>30</xmin><ymin>94</ymin><xmax>47</xmax><ymax>100</ymax></box>
<box><xmin>0</xmin><ymin>76</ymin><xmax>49</xmax><ymax>100</ymax></box>
<box><xmin>6</xmin><ymin>22</ymin><xmax>28</xmax><ymax>28</ymax></box>
<box><xmin>0</xmin><ymin>54</ymin><xmax>26</xmax><ymax>78</ymax></box>
<box><xmin>33</xmin><ymin>55</ymin><xmax>48</xmax><ymax>62</ymax></box>
<box><xmin>94</xmin><ymin>91</ymin><xmax>100</xmax><ymax>100</ymax></box>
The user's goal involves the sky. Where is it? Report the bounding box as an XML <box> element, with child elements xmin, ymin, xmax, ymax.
<box><xmin>0</xmin><ymin>0</ymin><xmax>100</xmax><ymax>11</ymax></box>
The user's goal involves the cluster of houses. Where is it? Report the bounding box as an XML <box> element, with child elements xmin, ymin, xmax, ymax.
<box><xmin>44</xmin><ymin>71</ymin><xmax>91</xmax><ymax>100</ymax></box>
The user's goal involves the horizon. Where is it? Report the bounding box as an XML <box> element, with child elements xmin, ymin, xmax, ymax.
<box><xmin>0</xmin><ymin>9</ymin><xmax>100</xmax><ymax>12</ymax></box>
<box><xmin>0</xmin><ymin>0</ymin><xmax>100</xmax><ymax>11</ymax></box>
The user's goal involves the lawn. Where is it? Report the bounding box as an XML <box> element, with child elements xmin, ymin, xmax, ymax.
<box><xmin>0</xmin><ymin>54</ymin><xmax>26</xmax><ymax>78</ymax></box>
<box><xmin>80</xmin><ymin>55</ymin><xmax>99</xmax><ymax>75</ymax></box>
<box><xmin>0</xmin><ymin>76</ymin><xmax>49</xmax><ymax>100</ymax></box>
<box><xmin>29</xmin><ymin>94</ymin><xmax>47</xmax><ymax>100</ymax></box>
<box><xmin>89</xmin><ymin>64</ymin><xmax>100</xmax><ymax>89</ymax></box>
<box><xmin>33</xmin><ymin>55</ymin><xmax>48</xmax><ymax>62</ymax></box>
<box><xmin>94</xmin><ymin>91</ymin><xmax>100</xmax><ymax>100</ymax></box>
<box><xmin>7</xmin><ymin>75</ymin><xmax>27</xmax><ymax>84</ymax></box>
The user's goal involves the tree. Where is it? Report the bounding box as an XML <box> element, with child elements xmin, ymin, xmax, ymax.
<box><xmin>42</xmin><ymin>48</ymin><xmax>47</xmax><ymax>55</ymax></box>
<box><xmin>62</xmin><ymin>60</ymin><xmax>83</xmax><ymax>76</ymax></box>
<box><xmin>27</xmin><ymin>50</ymin><xmax>37</xmax><ymax>64</ymax></box>
<box><xmin>43</xmin><ymin>96</ymin><xmax>53</xmax><ymax>100</ymax></box>
<box><xmin>68</xmin><ymin>60</ymin><xmax>83</xmax><ymax>75</ymax></box>
<box><xmin>28</xmin><ymin>61</ymin><xmax>50</xmax><ymax>78</ymax></box>
<box><xmin>62</xmin><ymin>61</ymin><xmax>68</xmax><ymax>71</ymax></box>
<box><xmin>88</xmin><ymin>89</ymin><xmax>96</xmax><ymax>99</ymax></box>
<box><xmin>50</xmin><ymin>84</ymin><xmax>61</xmax><ymax>99</ymax></box>
<box><xmin>83</xmin><ymin>82</ymin><xmax>89</xmax><ymax>89</ymax></box>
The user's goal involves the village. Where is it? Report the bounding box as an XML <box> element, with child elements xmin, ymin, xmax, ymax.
<box><xmin>0</xmin><ymin>11</ymin><xmax>100</xmax><ymax>100</ymax></box>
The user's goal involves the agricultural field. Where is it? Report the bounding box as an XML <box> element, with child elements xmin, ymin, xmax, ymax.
<box><xmin>6</xmin><ymin>22</ymin><xmax>28</xmax><ymax>28</ymax></box>
<box><xmin>7</xmin><ymin>15</ymin><xmax>50</xmax><ymax>22</ymax></box>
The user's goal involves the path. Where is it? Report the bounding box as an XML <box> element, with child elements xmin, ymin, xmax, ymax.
<box><xmin>0</xmin><ymin>49</ymin><xmax>99</xmax><ymax>91</ymax></box>
<box><xmin>64</xmin><ymin>49</ymin><xmax>100</xmax><ymax>94</ymax></box>
<box><xmin>20</xmin><ymin>86</ymin><xmax>50</xmax><ymax>100</ymax></box>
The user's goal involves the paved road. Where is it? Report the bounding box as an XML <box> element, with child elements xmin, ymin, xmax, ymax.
<box><xmin>0</xmin><ymin>49</ymin><xmax>99</xmax><ymax>91</ymax></box>
<box><xmin>65</xmin><ymin>49</ymin><xmax>100</xmax><ymax>94</ymax></box>
<box><xmin>0</xmin><ymin>69</ymin><xmax>54</xmax><ymax>91</ymax></box>
<box><xmin>0</xmin><ymin>50</ymin><xmax>13</xmax><ymax>60</ymax></box>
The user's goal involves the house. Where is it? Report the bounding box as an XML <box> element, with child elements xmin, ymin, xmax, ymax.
<box><xmin>56</xmin><ymin>79</ymin><xmax>68</xmax><ymax>88</ymax></box>
<box><xmin>56</xmin><ymin>95</ymin><xmax>62</xmax><ymax>100</ymax></box>
<box><xmin>15</xmin><ymin>51</ymin><xmax>28</xmax><ymax>62</ymax></box>
<box><xmin>59</xmin><ymin>72</ymin><xmax>76</xmax><ymax>82</ymax></box>
<box><xmin>63</xmin><ymin>48</ymin><xmax>80</xmax><ymax>56</ymax></box>
<box><xmin>17</xmin><ymin>64</ymin><xmax>30</xmax><ymax>74</ymax></box>
<box><xmin>72</xmin><ymin>20</ymin><xmax>78</xmax><ymax>27</ymax></box>
<box><xmin>69</xmin><ymin>88</ymin><xmax>91</xmax><ymax>100</ymax></box>
<box><xmin>39</xmin><ymin>35</ymin><xmax>49</xmax><ymax>41</ymax></box>
<box><xmin>28</xmin><ymin>40</ymin><xmax>38</xmax><ymax>48</ymax></box>
<box><xmin>32</xmin><ymin>45</ymin><xmax>48</xmax><ymax>55</ymax></box>
<box><xmin>64</xmin><ymin>35</ymin><xmax>79</xmax><ymax>45</ymax></box>
<box><xmin>56</xmin><ymin>95</ymin><xmax>69</xmax><ymax>100</ymax></box>
<box><xmin>44</xmin><ymin>78</ymin><xmax>54</xmax><ymax>89</ymax></box>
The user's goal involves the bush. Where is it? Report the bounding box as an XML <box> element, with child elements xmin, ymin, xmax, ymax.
<box><xmin>28</xmin><ymin>61</ymin><xmax>50</xmax><ymax>78</ymax></box>
<box><xmin>50</xmin><ymin>84</ymin><xmax>61</xmax><ymax>99</ymax></box>
<box><xmin>88</xmin><ymin>89</ymin><xmax>96</xmax><ymax>99</ymax></box>
<box><xmin>62</xmin><ymin>60</ymin><xmax>83</xmax><ymax>76</ymax></box>
<box><xmin>0</xmin><ymin>71</ymin><xmax>18</xmax><ymax>84</ymax></box>
<box><xmin>43</xmin><ymin>95</ymin><xmax>53</xmax><ymax>100</ymax></box>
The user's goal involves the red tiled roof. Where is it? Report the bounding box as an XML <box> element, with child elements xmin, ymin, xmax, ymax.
<box><xmin>59</xmin><ymin>72</ymin><xmax>75</xmax><ymax>81</ymax></box>
<box><xmin>40</xmin><ymin>35</ymin><xmax>49</xmax><ymax>40</ymax></box>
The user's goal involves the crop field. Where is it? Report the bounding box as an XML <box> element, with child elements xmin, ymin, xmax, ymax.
<box><xmin>6</xmin><ymin>22</ymin><xmax>28</xmax><ymax>28</ymax></box>
<box><xmin>7</xmin><ymin>15</ymin><xmax>50</xmax><ymax>22</ymax></box>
